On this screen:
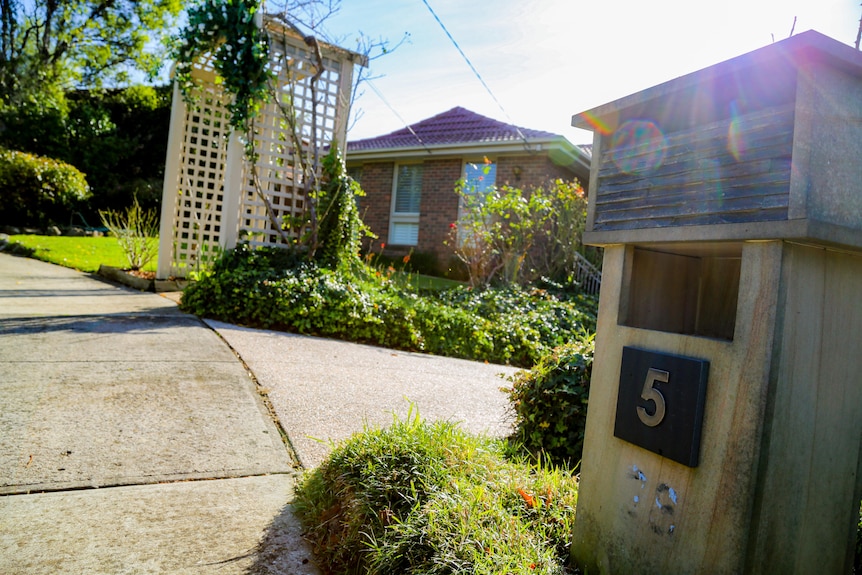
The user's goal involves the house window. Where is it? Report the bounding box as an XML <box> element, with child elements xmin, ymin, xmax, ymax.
<box><xmin>464</xmin><ymin>160</ymin><xmax>497</xmax><ymax>196</ymax></box>
<box><xmin>458</xmin><ymin>160</ymin><xmax>497</xmax><ymax>245</ymax></box>
<box><xmin>389</xmin><ymin>164</ymin><xmax>423</xmax><ymax>246</ymax></box>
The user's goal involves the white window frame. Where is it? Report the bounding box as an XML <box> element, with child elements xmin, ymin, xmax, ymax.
<box><xmin>389</xmin><ymin>163</ymin><xmax>423</xmax><ymax>246</ymax></box>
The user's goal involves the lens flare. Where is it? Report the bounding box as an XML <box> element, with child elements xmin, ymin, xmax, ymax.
<box><xmin>578</xmin><ymin>111</ymin><xmax>614</xmax><ymax>136</ymax></box>
<box><xmin>727</xmin><ymin>101</ymin><xmax>748</xmax><ymax>162</ymax></box>
<box><xmin>611</xmin><ymin>120</ymin><xmax>667</xmax><ymax>174</ymax></box>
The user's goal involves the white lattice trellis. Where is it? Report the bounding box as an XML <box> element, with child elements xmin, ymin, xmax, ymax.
<box><xmin>157</xmin><ymin>19</ymin><xmax>364</xmax><ymax>278</ymax></box>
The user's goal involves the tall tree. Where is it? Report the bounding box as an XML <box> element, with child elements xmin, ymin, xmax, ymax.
<box><xmin>0</xmin><ymin>0</ymin><xmax>183</xmax><ymax>104</ymax></box>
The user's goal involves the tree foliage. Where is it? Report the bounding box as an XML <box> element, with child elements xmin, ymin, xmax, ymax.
<box><xmin>0</xmin><ymin>0</ymin><xmax>183</xmax><ymax>102</ymax></box>
<box><xmin>0</xmin><ymin>1</ymin><xmax>181</xmax><ymax>219</ymax></box>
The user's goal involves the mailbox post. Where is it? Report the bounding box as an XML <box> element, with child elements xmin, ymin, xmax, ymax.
<box><xmin>570</xmin><ymin>31</ymin><xmax>862</xmax><ymax>574</ymax></box>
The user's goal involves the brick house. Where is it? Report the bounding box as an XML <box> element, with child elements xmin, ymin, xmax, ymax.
<box><xmin>346</xmin><ymin>107</ymin><xmax>591</xmax><ymax>273</ymax></box>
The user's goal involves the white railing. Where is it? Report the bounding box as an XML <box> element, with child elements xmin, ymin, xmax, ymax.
<box><xmin>573</xmin><ymin>251</ymin><xmax>602</xmax><ymax>295</ymax></box>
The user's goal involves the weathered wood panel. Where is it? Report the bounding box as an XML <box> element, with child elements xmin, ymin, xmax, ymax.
<box><xmin>746</xmin><ymin>244</ymin><xmax>862</xmax><ymax>574</ymax></box>
<box><xmin>593</xmin><ymin>105</ymin><xmax>795</xmax><ymax>231</ymax></box>
<box><xmin>572</xmin><ymin>242</ymin><xmax>783</xmax><ymax>574</ymax></box>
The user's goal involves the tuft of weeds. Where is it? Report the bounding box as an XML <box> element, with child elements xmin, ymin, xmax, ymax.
<box><xmin>294</xmin><ymin>410</ymin><xmax>578</xmax><ymax>574</ymax></box>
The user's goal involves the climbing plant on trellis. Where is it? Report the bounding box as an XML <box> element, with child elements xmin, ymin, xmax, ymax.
<box><xmin>157</xmin><ymin>9</ymin><xmax>364</xmax><ymax>279</ymax></box>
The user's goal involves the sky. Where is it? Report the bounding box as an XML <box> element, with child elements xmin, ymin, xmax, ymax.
<box><xmin>302</xmin><ymin>0</ymin><xmax>861</xmax><ymax>145</ymax></box>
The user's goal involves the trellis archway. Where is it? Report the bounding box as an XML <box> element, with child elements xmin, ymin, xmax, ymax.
<box><xmin>157</xmin><ymin>18</ymin><xmax>365</xmax><ymax>279</ymax></box>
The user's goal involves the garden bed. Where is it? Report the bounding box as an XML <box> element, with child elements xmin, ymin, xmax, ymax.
<box><xmin>97</xmin><ymin>265</ymin><xmax>189</xmax><ymax>293</ymax></box>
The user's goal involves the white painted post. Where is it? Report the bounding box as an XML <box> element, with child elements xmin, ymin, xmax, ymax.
<box><xmin>334</xmin><ymin>58</ymin><xmax>356</xmax><ymax>154</ymax></box>
<box><xmin>157</xmin><ymin>81</ymin><xmax>186</xmax><ymax>279</ymax></box>
<box><xmin>219</xmin><ymin>133</ymin><xmax>245</xmax><ymax>250</ymax></box>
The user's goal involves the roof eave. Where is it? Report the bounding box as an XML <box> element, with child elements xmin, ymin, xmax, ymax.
<box><xmin>347</xmin><ymin>135</ymin><xmax>588</xmax><ymax>167</ymax></box>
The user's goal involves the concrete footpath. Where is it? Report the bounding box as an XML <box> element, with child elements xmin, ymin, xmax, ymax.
<box><xmin>0</xmin><ymin>253</ymin><xmax>517</xmax><ymax>573</ymax></box>
<box><xmin>209</xmin><ymin>321</ymin><xmax>518</xmax><ymax>469</ymax></box>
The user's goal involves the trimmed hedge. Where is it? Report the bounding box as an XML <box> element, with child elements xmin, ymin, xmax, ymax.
<box><xmin>0</xmin><ymin>148</ymin><xmax>90</xmax><ymax>227</ymax></box>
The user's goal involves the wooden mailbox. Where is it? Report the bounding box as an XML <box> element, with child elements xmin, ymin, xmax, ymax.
<box><xmin>570</xmin><ymin>31</ymin><xmax>862</xmax><ymax>574</ymax></box>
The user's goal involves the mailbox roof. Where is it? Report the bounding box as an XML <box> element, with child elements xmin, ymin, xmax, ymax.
<box><xmin>572</xmin><ymin>30</ymin><xmax>862</xmax><ymax>130</ymax></box>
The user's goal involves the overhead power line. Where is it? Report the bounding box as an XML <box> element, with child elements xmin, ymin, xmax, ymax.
<box><xmin>419</xmin><ymin>0</ymin><xmax>529</xmax><ymax>146</ymax></box>
<box><xmin>366</xmin><ymin>78</ymin><xmax>433</xmax><ymax>153</ymax></box>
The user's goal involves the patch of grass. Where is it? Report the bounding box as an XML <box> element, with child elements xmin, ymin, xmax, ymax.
<box><xmin>5</xmin><ymin>235</ymin><xmax>157</xmax><ymax>273</ymax></box>
<box><xmin>294</xmin><ymin>411</ymin><xmax>578</xmax><ymax>574</ymax></box>
<box><xmin>389</xmin><ymin>270</ymin><xmax>464</xmax><ymax>291</ymax></box>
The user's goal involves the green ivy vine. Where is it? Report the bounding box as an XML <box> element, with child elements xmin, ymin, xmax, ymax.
<box><xmin>172</xmin><ymin>0</ymin><xmax>271</xmax><ymax>134</ymax></box>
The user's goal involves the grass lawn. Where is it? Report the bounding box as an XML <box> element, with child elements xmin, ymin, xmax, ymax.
<box><xmin>5</xmin><ymin>235</ymin><xmax>157</xmax><ymax>273</ymax></box>
<box><xmin>3</xmin><ymin>235</ymin><xmax>457</xmax><ymax>289</ymax></box>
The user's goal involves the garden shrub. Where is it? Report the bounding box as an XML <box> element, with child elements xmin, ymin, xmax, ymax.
<box><xmin>505</xmin><ymin>335</ymin><xmax>595</xmax><ymax>468</ymax></box>
<box><xmin>181</xmin><ymin>244</ymin><xmax>598</xmax><ymax>368</ymax></box>
<box><xmin>294</xmin><ymin>413</ymin><xmax>579</xmax><ymax>574</ymax></box>
<box><xmin>99</xmin><ymin>197</ymin><xmax>159</xmax><ymax>270</ymax></box>
<box><xmin>857</xmin><ymin>502</ymin><xmax>861</xmax><ymax>574</ymax></box>
<box><xmin>0</xmin><ymin>148</ymin><xmax>90</xmax><ymax>227</ymax></box>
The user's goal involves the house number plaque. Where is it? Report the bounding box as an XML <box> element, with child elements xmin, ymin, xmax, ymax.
<box><xmin>613</xmin><ymin>347</ymin><xmax>710</xmax><ymax>467</ymax></box>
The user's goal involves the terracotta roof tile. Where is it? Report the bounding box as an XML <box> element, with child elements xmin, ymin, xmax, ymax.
<box><xmin>347</xmin><ymin>107</ymin><xmax>561</xmax><ymax>151</ymax></box>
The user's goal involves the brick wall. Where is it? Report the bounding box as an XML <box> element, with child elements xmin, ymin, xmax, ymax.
<box><xmin>417</xmin><ymin>159</ymin><xmax>462</xmax><ymax>268</ymax></box>
<box><xmin>350</xmin><ymin>153</ymin><xmax>584</xmax><ymax>273</ymax></box>
<box><xmin>497</xmin><ymin>155</ymin><xmax>576</xmax><ymax>189</ymax></box>
<box><xmin>353</xmin><ymin>161</ymin><xmax>394</xmax><ymax>253</ymax></box>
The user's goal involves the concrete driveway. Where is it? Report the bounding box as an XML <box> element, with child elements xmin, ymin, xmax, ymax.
<box><xmin>0</xmin><ymin>252</ymin><xmax>519</xmax><ymax>573</ymax></box>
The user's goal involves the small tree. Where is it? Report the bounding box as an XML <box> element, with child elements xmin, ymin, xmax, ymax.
<box><xmin>100</xmin><ymin>197</ymin><xmax>159</xmax><ymax>271</ymax></box>
<box><xmin>0</xmin><ymin>0</ymin><xmax>182</xmax><ymax>165</ymax></box>
<box><xmin>529</xmin><ymin>179</ymin><xmax>590</xmax><ymax>283</ymax></box>
<box><xmin>449</xmin><ymin>177</ymin><xmax>591</xmax><ymax>288</ymax></box>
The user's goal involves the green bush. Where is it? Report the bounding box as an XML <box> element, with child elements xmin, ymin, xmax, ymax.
<box><xmin>0</xmin><ymin>85</ymin><xmax>171</xmax><ymax>222</ymax></box>
<box><xmin>180</xmin><ymin>245</ymin><xmax>598</xmax><ymax>368</ymax></box>
<box><xmin>505</xmin><ymin>336</ymin><xmax>595</xmax><ymax>467</ymax></box>
<box><xmin>0</xmin><ymin>148</ymin><xmax>90</xmax><ymax>227</ymax></box>
<box><xmin>294</xmin><ymin>413</ymin><xmax>578</xmax><ymax>574</ymax></box>
<box><xmin>856</xmin><ymin>502</ymin><xmax>861</xmax><ymax>573</ymax></box>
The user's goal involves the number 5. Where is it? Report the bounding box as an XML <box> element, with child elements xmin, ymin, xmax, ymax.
<box><xmin>637</xmin><ymin>368</ymin><xmax>668</xmax><ymax>427</ymax></box>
